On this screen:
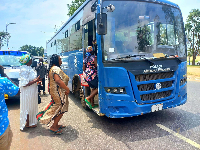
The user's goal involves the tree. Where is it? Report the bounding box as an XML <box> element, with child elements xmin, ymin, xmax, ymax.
<box><xmin>0</xmin><ymin>32</ymin><xmax>10</xmax><ymax>50</ymax></box>
<box><xmin>185</xmin><ymin>9</ymin><xmax>200</xmax><ymax>65</ymax></box>
<box><xmin>67</xmin><ymin>0</ymin><xmax>86</xmax><ymax>17</ymax></box>
<box><xmin>20</xmin><ymin>45</ymin><xmax>44</xmax><ymax>56</ymax></box>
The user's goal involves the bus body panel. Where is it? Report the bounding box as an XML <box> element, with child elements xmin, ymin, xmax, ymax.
<box><xmin>62</xmin><ymin>50</ymin><xmax>83</xmax><ymax>91</ymax></box>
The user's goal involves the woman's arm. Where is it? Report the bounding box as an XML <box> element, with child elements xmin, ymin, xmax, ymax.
<box><xmin>94</xmin><ymin>57</ymin><xmax>97</xmax><ymax>67</ymax></box>
<box><xmin>83</xmin><ymin>64</ymin><xmax>86</xmax><ymax>71</ymax></box>
<box><xmin>54</xmin><ymin>74</ymin><xmax>70</xmax><ymax>95</ymax></box>
<box><xmin>24</xmin><ymin>75</ymin><xmax>41</xmax><ymax>87</ymax></box>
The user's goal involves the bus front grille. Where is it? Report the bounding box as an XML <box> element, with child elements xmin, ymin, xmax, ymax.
<box><xmin>138</xmin><ymin>81</ymin><xmax>173</xmax><ymax>91</ymax></box>
<box><xmin>140</xmin><ymin>91</ymin><xmax>172</xmax><ymax>101</ymax></box>
<box><xmin>135</xmin><ymin>72</ymin><xmax>174</xmax><ymax>82</ymax></box>
<box><xmin>135</xmin><ymin>72</ymin><xmax>175</xmax><ymax>102</ymax></box>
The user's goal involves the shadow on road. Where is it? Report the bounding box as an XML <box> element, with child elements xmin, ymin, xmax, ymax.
<box><xmin>69</xmin><ymin>93</ymin><xmax>200</xmax><ymax>143</ymax></box>
<box><xmin>23</xmin><ymin>123</ymin><xmax>79</xmax><ymax>143</ymax></box>
<box><xmin>6</xmin><ymin>99</ymin><xmax>20</xmax><ymax>110</ymax></box>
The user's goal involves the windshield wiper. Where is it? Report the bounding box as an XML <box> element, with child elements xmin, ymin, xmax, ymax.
<box><xmin>112</xmin><ymin>54</ymin><xmax>155</xmax><ymax>65</ymax></box>
<box><xmin>2</xmin><ymin>65</ymin><xmax>12</xmax><ymax>67</ymax></box>
<box><xmin>111</xmin><ymin>55</ymin><xmax>145</xmax><ymax>60</ymax></box>
<box><xmin>142</xmin><ymin>57</ymin><xmax>154</xmax><ymax>65</ymax></box>
<box><xmin>169</xmin><ymin>55</ymin><xmax>182</xmax><ymax>63</ymax></box>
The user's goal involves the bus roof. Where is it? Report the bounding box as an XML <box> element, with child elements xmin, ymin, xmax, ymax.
<box><xmin>0</xmin><ymin>50</ymin><xmax>28</xmax><ymax>56</ymax></box>
<box><xmin>47</xmin><ymin>0</ymin><xmax>180</xmax><ymax>44</ymax></box>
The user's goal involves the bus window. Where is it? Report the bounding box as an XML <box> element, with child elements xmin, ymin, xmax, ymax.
<box><xmin>84</xmin><ymin>19</ymin><xmax>96</xmax><ymax>57</ymax></box>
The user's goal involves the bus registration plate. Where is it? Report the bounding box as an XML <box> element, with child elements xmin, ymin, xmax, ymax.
<box><xmin>151</xmin><ymin>104</ymin><xmax>163</xmax><ymax>112</ymax></box>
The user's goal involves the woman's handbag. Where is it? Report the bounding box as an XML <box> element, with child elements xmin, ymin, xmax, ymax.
<box><xmin>79</xmin><ymin>73</ymin><xmax>89</xmax><ymax>87</ymax></box>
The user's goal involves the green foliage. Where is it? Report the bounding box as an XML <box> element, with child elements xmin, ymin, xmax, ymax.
<box><xmin>185</xmin><ymin>9</ymin><xmax>200</xmax><ymax>65</ymax></box>
<box><xmin>0</xmin><ymin>32</ymin><xmax>10</xmax><ymax>50</ymax></box>
<box><xmin>67</xmin><ymin>0</ymin><xmax>86</xmax><ymax>17</ymax></box>
<box><xmin>137</xmin><ymin>25</ymin><xmax>152</xmax><ymax>52</ymax></box>
<box><xmin>185</xmin><ymin>9</ymin><xmax>200</xmax><ymax>33</ymax></box>
<box><xmin>20</xmin><ymin>45</ymin><xmax>44</xmax><ymax>56</ymax></box>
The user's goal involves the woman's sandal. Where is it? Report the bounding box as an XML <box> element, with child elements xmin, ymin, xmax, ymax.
<box><xmin>59</xmin><ymin>125</ymin><xmax>66</xmax><ymax>129</ymax></box>
<box><xmin>25</xmin><ymin>125</ymin><xmax>37</xmax><ymax>128</ymax></box>
<box><xmin>85</xmin><ymin>99</ymin><xmax>93</xmax><ymax>109</ymax></box>
<box><xmin>92</xmin><ymin>104</ymin><xmax>98</xmax><ymax>108</ymax></box>
<box><xmin>49</xmin><ymin>129</ymin><xmax>63</xmax><ymax>135</ymax></box>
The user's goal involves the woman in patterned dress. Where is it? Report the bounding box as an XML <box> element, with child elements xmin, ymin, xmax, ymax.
<box><xmin>83</xmin><ymin>46</ymin><xmax>98</xmax><ymax>108</ymax></box>
<box><xmin>19</xmin><ymin>54</ymin><xmax>41</xmax><ymax>130</ymax></box>
<box><xmin>36</xmin><ymin>54</ymin><xmax>70</xmax><ymax>135</ymax></box>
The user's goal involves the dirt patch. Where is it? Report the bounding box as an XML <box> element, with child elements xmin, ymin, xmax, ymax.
<box><xmin>187</xmin><ymin>65</ymin><xmax>200</xmax><ymax>82</ymax></box>
<box><xmin>187</xmin><ymin>75</ymin><xmax>200</xmax><ymax>82</ymax></box>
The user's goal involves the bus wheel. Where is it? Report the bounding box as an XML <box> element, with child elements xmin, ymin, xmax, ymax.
<box><xmin>72</xmin><ymin>76</ymin><xmax>81</xmax><ymax>100</ymax></box>
<box><xmin>72</xmin><ymin>82</ymin><xmax>80</xmax><ymax>100</ymax></box>
<box><xmin>80</xmin><ymin>86</ymin><xmax>90</xmax><ymax>110</ymax></box>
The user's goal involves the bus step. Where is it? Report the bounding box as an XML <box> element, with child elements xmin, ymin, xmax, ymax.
<box><xmin>85</xmin><ymin>103</ymin><xmax>105</xmax><ymax>116</ymax></box>
<box><xmin>92</xmin><ymin>107</ymin><xmax>105</xmax><ymax>116</ymax></box>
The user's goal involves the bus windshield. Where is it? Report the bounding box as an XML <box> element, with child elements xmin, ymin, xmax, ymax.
<box><xmin>102</xmin><ymin>1</ymin><xmax>186</xmax><ymax>61</ymax></box>
<box><xmin>0</xmin><ymin>55</ymin><xmax>21</xmax><ymax>67</ymax></box>
<box><xmin>0</xmin><ymin>50</ymin><xmax>27</xmax><ymax>67</ymax></box>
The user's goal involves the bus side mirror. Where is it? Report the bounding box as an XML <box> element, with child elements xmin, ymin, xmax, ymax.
<box><xmin>32</xmin><ymin>61</ymin><xmax>37</xmax><ymax>67</ymax></box>
<box><xmin>97</xmin><ymin>13</ymin><xmax>107</xmax><ymax>35</ymax></box>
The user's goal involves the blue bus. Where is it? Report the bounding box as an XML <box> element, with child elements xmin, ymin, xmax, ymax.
<box><xmin>46</xmin><ymin>0</ymin><xmax>187</xmax><ymax>118</ymax></box>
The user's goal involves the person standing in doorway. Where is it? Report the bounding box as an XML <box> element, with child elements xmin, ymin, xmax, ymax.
<box><xmin>83</xmin><ymin>46</ymin><xmax>98</xmax><ymax>109</ymax></box>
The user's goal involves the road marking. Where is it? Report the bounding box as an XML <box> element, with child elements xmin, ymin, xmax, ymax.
<box><xmin>156</xmin><ymin>124</ymin><xmax>200</xmax><ymax>149</ymax></box>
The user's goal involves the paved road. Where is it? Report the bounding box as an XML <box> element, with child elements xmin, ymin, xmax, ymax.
<box><xmin>6</xmin><ymin>81</ymin><xmax>200</xmax><ymax>150</ymax></box>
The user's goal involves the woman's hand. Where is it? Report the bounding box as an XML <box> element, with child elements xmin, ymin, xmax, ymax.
<box><xmin>65</xmin><ymin>87</ymin><xmax>70</xmax><ymax>95</ymax></box>
<box><xmin>37</xmin><ymin>81</ymin><xmax>42</xmax><ymax>85</ymax></box>
<box><xmin>24</xmin><ymin>75</ymin><xmax>41</xmax><ymax>87</ymax></box>
<box><xmin>54</xmin><ymin>74</ymin><xmax>70</xmax><ymax>95</ymax></box>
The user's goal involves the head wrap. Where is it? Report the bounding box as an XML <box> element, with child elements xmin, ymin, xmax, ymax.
<box><xmin>85</xmin><ymin>46</ymin><xmax>93</xmax><ymax>57</ymax></box>
<box><xmin>19</xmin><ymin>54</ymin><xmax>31</xmax><ymax>65</ymax></box>
<box><xmin>86</xmin><ymin>46</ymin><xmax>93</xmax><ymax>53</ymax></box>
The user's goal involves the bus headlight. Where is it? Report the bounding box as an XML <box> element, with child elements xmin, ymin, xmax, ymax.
<box><xmin>180</xmin><ymin>77</ymin><xmax>187</xmax><ymax>86</ymax></box>
<box><xmin>104</xmin><ymin>87</ymin><xmax>126</xmax><ymax>94</ymax></box>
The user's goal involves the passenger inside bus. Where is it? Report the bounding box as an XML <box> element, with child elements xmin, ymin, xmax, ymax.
<box><xmin>83</xmin><ymin>46</ymin><xmax>98</xmax><ymax>109</ymax></box>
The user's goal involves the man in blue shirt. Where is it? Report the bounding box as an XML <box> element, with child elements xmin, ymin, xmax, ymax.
<box><xmin>0</xmin><ymin>66</ymin><xmax>19</xmax><ymax>150</ymax></box>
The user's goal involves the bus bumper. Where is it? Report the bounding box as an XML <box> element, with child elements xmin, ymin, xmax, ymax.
<box><xmin>105</xmin><ymin>93</ymin><xmax>187</xmax><ymax>118</ymax></box>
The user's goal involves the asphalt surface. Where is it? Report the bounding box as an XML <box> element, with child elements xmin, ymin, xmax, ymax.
<box><xmin>6</xmin><ymin>81</ymin><xmax>200</xmax><ymax>150</ymax></box>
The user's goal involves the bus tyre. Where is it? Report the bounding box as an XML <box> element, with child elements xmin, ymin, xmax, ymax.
<box><xmin>72</xmin><ymin>81</ymin><xmax>80</xmax><ymax>100</ymax></box>
<box><xmin>80</xmin><ymin>86</ymin><xmax>90</xmax><ymax>110</ymax></box>
<box><xmin>72</xmin><ymin>76</ymin><xmax>81</xmax><ymax>100</ymax></box>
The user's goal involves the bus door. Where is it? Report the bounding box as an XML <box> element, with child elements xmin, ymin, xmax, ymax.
<box><xmin>81</xmin><ymin>19</ymin><xmax>100</xmax><ymax>110</ymax></box>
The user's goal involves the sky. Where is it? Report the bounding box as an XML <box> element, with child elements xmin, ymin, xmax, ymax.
<box><xmin>0</xmin><ymin>0</ymin><xmax>199</xmax><ymax>50</ymax></box>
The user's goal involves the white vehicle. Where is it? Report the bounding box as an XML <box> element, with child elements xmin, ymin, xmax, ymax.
<box><xmin>44</xmin><ymin>57</ymin><xmax>48</xmax><ymax>63</ymax></box>
<box><xmin>43</xmin><ymin>51</ymin><xmax>48</xmax><ymax>63</ymax></box>
<box><xmin>60</xmin><ymin>56</ymin><xmax>69</xmax><ymax>70</ymax></box>
<box><xmin>0</xmin><ymin>50</ymin><xmax>29</xmax><ymax>99</ymax></box>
